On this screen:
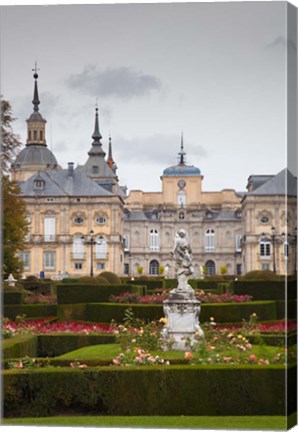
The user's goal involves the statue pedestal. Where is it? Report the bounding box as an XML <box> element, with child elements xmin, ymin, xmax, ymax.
<box><xmin>161</xmin><ymin>291</ymin><xmax>204</xmax><ymax>351</ymax></box>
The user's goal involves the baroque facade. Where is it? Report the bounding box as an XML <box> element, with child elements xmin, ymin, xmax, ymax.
<box><xmin>11</xmin><ymin>71</ymin><xmax>297</xmax><ymax>278</ymax></box>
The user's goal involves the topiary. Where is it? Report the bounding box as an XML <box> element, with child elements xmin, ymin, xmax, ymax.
<box><xmin>78</xmin><ymin>276</ymin><xmax>102</xmax><ymax>285</ymax></box>
<box><xmin>98</xmin><ymin>271</ymin><xmax>122</xmax><ymax>285</ymax></box>
<box><xmin>239</xmin><ymin>270</ymin><xmax>280</xmax><ymax>281</ymax></box>
<box><xmin>25</xmin><ymin>275</ymin><xmax>39</xmax><ymax>282</ymax></box>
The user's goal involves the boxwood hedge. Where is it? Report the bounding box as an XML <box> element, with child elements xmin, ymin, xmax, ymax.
<box><xmin>58</xmin><ymin>300</ymin><xmax>277</xmax><ymax>324</ymax></box>
<box><xmin>3</xmin><ymin>365</ymin><xmax>292</xmax><ymax>417</ymax></box>
<box><xmin>2</xmin><ymin>335</ymin><xmax>37</xmax><ymax>359</ymax></box>
<box><xmin>3</xmin><ymin>291</ymin><xmax>27</xmax><ymax>305</ymax></box>
<box><xmin>233</xmin><ymin>279</ymin><xmax>296</xmax><ymax>301</ymax></box>
<box><xmin>3</xmin><ymin>304</ymin><xmax>57</xmax><ymax>320</ymax></box>
<box><xmin>57</xmin><ymin>284</ymin><xmax>146</xmax><ymax>305</ymax></box>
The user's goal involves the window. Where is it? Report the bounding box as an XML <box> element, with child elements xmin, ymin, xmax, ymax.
<box><xmin>44</xmin><ymin>217</ymin><xmax>56</xmax><ymax>241</ymax></box>
<box><xmin>260</xmin><ymin>216</ymin><xmax>270</xmax><ymax>224</ymax></box>
<box><xmin>259</xmin><ymin>237</ymin><xmax>271</xmax><ymax>258</ymax></box>
<box><xmin>149</xmin><ymin>259</ymin><xmax>159</xmax><ymax>275</ymax></box>
<box><xmin>124</xmin><ymin>263</ymin><xmax>129</xmax><ymax>275</ymax></box>
<box><xmin>177</xmin><ymin>190</ymin><xmax>187</xmax><ymax>207</ymax></box>
<box><xmin>261</xmin><ymin>263</ymin><xmax>270</xmax><ymax>270</ymax></box>
<box><xmin>235</xmin><ymin>235</ymin><xmax>242</xmax><ymax>252</ymax></box>
<box><xmin>33</xmin><ymin>130</ymin><xmax>37</xmax><ymax>141</ymax></box>
<box><xmin>19</xmin><ymin>251</ymin><xmax>30</xmax><ymax>270</ymax></box>
<box><xmin>284</xmin><ymin>241</ymin><xmax>289</xmax><ymax>259</ymax></box>
<box><xmin>40</xmin><ymin>130</ymin><xmax>43</xmax><ymax>141</ymax></box>
<box><xmin>149</xmin><ymin>229</ymin><xmax>159</xmax><ymax>252</ymax></box>
<box><xmin>92</xmin><ymin>166</ymin><xmax>99</xmax><ymax>174</ymax></box>
<box><xmin>74</xmin><ymin>216</ymin><xmax>84</xmax><ymax>225</ymax></box>
<box><xmin>74</xmin><ymin>262</ymin><xmax>83</xmax><ymax>270</ymax></box>
<box><xmin>205</xmin><ymin>260</ymin><xmax>216</xmax><ymax>276</ymax></box>
<box><xmin>28</xmin><ymin>131</ymin><xmax>32</xmax><ymax>141</ymax></box>
<box><xmin>205</xmin><ymin>229</ymin><xmax>215</xmax><ymax>252</ymax></box>
<box><xmin>178</xmin><ymin>211</ymin><xmax>185</xmax><ymax>220</ymax></box>
<box><xmin>96</xmin><ymin>216</ymin><xmax>106</xmax><ymax>225</ymax></box>
<box><xmin>72</xmin><ymin>236</ymin><xmax>85</xmax><ymax>259</ymax></box>
<box><xmin>34</xmin><ymin>179</ymin><xmax>45</xmax><ymax>190</ymax></box>
<box><xmin>43</xmin><ymin>251</ymin><xmax>56</xmax><ymax>270</ymax></box>
<box><xmin>95</xmin><ymin>236</ymin><xmax>107</xmax><ymax>259</ymax></box>
<box><xmin>236</xmin><ymin>263</ymin><xmax>242</xmax><ymax>275</ymax></box>
<box><xmin>96</xmin><ymin>263</ymin><xmax>106</xmax><ymax>270</ymax></box>
<box><xmin>124</xmin><ymin>234</ymin><xmax>130</xmax><ymax>251</ymax></box>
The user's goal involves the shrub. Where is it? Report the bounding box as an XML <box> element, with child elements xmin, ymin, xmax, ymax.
<box><xmin>3</xmin><ymin>365</ymin><xmax>290</xmax><ymax>417</ymax></box>
<box><xmin>98</xmin><ymin>271</ymin><xmax>122</xmax><ymax>285</ymax></box>
<box><xmin>23</xmin><ymin>293</ymin><xmax>57</xmax><ymax>305</ymax></box>
<box><xmin>3</xmin><ymin>292</ymin><xmax>27</xmax><ymax>305</ymax></box>
<box><xmin>3</xmin><ymin>305</ymin><xmax>57</xmax><ymax>321</ymax></box>
<box><xmin>2</xmin><ymin>335</ymin><xmax>37</xmax><ymax>359</ymax></box>
<box><xmin>78</xmin><ymin>276</ymin><xmax>107</xmax><ymax>285</ymax></box>
<box><xmin>57</xmin><ymin>284</ymin><xmax>145</xmax><ymax>305</ymax></box>
<box><xmin>239</xmin><ymin>270</ymin><xmax>281</xmax><ymax>281</ymax></box>
<box><xmin>233</xmin><ymin>280</ymin><xmax>295</xmax><ymax>301</ymax></box>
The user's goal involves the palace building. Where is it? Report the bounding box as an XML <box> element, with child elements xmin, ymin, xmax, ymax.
<box><xmin>11</xmin><ymin>71</ymin><xmax>297</xmax><ymax>278</ymax></box>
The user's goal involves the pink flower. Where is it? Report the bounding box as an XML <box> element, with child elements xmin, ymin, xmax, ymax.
<box><xmin>246</xmin><ymin>343</ymin><xmax>252</xmax><ymax>350</ymax></box>
<box><xmin>249</xmin><ymin>354</ymin><xmax>256</xmax><ymax>362</ymax></box>
<box><xmin>184</xmin><ymin>352</ymin><xmax>193</xmax><ymax>360</ymax></box>
<box><xmin>113</xmin><ymin>359</ymin><xmax>120</xmax><ymax>366</ymax></box>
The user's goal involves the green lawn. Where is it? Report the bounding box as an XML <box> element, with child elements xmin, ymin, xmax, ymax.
<box><xmin>1</xmin><ymin>415</ymin><xmax>289</xmax><ymax>429</ymax></box>
<box><xmin>57</xmin><ymin>342</ymin><xmax>282</xmax><ymax>362</ymax></box>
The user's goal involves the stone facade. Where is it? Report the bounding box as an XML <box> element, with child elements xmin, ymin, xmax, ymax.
<box><xmin>12</xmin><ymin>72</ymin><xmax>297</xmax><ymax>278</ymax></box>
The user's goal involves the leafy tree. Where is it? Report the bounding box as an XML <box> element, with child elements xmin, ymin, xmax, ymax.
<box><xmin>1</xmin><ymin>98</ymin><xmax>21</xmax><ymax>174</ymax></box>
<box><xmin>1</xmin><ymin>98</ymin><xmax>28</xmax><ymax>277</ymax></box>
<box><xmin>2</xmin><ymin>176</ymin><xmax>29</xmax><ymax>277</ymax></box>
<box><xmin>137</xmin><ymin>266</ymin><xmax>143</xmax><ymax>275</ymax></box>
<box><xmin>219</xmin><ymin>265</ymin><xmax>228</xmax><ymax>275</ymax></box>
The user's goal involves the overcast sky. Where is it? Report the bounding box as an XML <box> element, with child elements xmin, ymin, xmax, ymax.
<box><xmin>1</xmin><ymin>2</ymin><xmax>296</xmax><ymax>193</ymax></box>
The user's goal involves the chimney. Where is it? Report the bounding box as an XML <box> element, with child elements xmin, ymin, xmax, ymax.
<box><xmin>68</xmin><ymin>162</ymin><xmax>74</xmax><ymax>176</ymax></box>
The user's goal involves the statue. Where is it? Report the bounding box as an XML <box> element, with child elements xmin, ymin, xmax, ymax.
<box><xmin>171</xmin><ymin>229</ymin><xmax>194</xmax><ymax>295</ymax></box>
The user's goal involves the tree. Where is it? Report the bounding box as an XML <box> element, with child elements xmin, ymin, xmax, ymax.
<box><xmin>1</xmin><ymin>98</ymin><xmax>22</xmax><ymax>174</ymax></box>
<box><xmin>1</xmin><ymin>98</ymin><xmax>28</xmax><ymax>277</ymax></box>
<box><xmin>2</xmin><ymin>176</ymin><xmax>29</xmax><ymax>277</ymax></box>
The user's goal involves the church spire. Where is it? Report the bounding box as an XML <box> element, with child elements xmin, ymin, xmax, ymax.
<box><xmin>32</xmin><ymin>62</ymin><xmax>40</xmax><ymax>112</ymax></box>
<box><xmin>26</xmin><ymin>63</ymin><xmax>47</xmax><ymax>147</ymax></box>
<box><xmin>178</xmin><ymin>132</ymin><xmax>186</xmax><ymax>165</ymax></box>
<box><xmin>107</xmin><ymin>133</ymin><xmax>117</xmax><ymax>173</ymax></box>
<box><xmin>88</xmin><ymin>105</ymin><xmax>105</xmax><ymax>156</ymax></box>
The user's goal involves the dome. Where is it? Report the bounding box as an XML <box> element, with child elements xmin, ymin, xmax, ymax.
<box><xmin>163</xmin><ymin>163</ymin><xmax>201</xmax><ymax>177</ymax></box>
<box><xmin>14</xmin><ymin>145</ymin><xmax>58</xmax><ymax>168</ymax></box>
<box><xmin>27</xmin><ymin>111</ymin><xmax>46</xmax><ymax>122</ymax></box>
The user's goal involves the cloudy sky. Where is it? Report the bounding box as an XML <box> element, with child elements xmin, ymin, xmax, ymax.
<box><xmin>1</xmin><ymin>2</ymin><xmax>296</xmax><ymax>193</ymax></box>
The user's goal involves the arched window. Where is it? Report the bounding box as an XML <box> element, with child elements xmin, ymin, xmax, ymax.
<box><xmin>205</xmin><ymin>260</ymin><xmax>216</xmax><ymax>276</ymax></box>
<box><xmin>72</xmin><ymin>235</ymin><xmax>85</xmax><ymax>259</ymax></box>
<box><xmin>149</xmin><ymin>259</ymin><xmax>159</xmax><ymax>275</ymax></box>
<box><xmin>205</xmin><ymin>229</ymin><xmax>215</xmax><ymax>252</ymax></box>
<box><xmin>259</xmin><ymin>237</ymin><xmax>271</xmax><ymax>258</ymax></box>
<box><xmin>177</xmin><ymin>190</ymin><xmax>187</xmax><ymax>207</ymax></box>
<box><xmin>95</xmin><ymin>236</ymin><xmax>107</xmax><ymax>259</ymax></box>
<box><xmin>149</xmin><ymin>229</ymin><xmax>159</xmax><ymax>252</ymax></box>
<box><xmin>178</xmin><ymin>211</ymin><xmax>185</xmax><ymax>220</ymax></box>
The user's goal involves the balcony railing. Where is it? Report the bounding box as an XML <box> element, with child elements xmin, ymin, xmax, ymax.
<box><xmin>44</xmin><ymin>235</ymin><xmax>56</xmax><ymax>242</ymax></box>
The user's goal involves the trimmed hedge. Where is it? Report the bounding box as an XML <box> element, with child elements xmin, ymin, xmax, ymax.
<box><xmin>2</xmin><ymin>335</ymin><xmax>37</xmax><ymax>359</ymax></box>
<box><xmin>57</xmin><ymin>284</ymin><xmax>146</xmax><ymax>305</ymax></box>
<box><xmin>37</xmin><ymin>334</ymin><xmax>116</xmax><ymax>357</ymax></box>
<box><xmin>20</xmin><ymin>281</ymin><xmax>53</xmax><ymax>295</ymax></box>
<box><xmin>58</xmin><ymin>301</ymin><xmax>277</xmax><ymax>324</ymax></box>
<box><xmin>3</xmin><ymin>305</ymin><xmax>57</xmax><ymax>320</ymax></box>
<box><xmin>3</xmin><ymin>365</ymin><xmax>292</xmax><ymax>417</ymax></box>
<box><xmin>128</xmin><ymin>279</ymin><xmax>164</xmax><ymax>290</ymax></box>
<box><xmin>233</xmin><ymin>279</ymin><xmax>296</xmax><ymax>301</ymax></box>
<box><xmin>3</xmin><ymin>292</ymin><xmax>27</xmax><ymax>305</ymax></box>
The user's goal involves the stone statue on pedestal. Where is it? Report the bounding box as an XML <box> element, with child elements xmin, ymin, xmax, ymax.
<box><xmin>161</xmin><ymin>229</ymin><xmax>204</xmax><ymax>351</ymax></box>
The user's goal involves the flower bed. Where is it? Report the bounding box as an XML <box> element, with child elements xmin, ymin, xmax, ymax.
<box><xmin>2</xmin><ymin>318</ymin><xmax>113</xmax><ymax>339</ymax></box>
<box><xmin>109</xmin><ymin>290</ymin><xmax>252</xmax><ymax>304</ymax></box>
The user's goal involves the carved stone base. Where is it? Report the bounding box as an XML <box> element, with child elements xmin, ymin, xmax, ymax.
<box><xmin>161</xmin><ymin>293</ymin><xmax>204</xmax><ymax>351</ymax></box>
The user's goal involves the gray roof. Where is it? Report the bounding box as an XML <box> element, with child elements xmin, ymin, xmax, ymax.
<box><xmin>20</xmin><ymin>168</ymin><xmax>113</xmax><ymax>197</ymax></box>
<box><xmin>27</xmin><ymin>111</ymin><xmax>46</xmax><ymax>122</ymax></box>
<box><xmin>124</xmin><ymin>210</ymin><xmax>150</xmax><ymax>221</ymax></box>
<box><xmin>204</xmin><ymin>209</ymin><xmax>242</xmax><ymax>222</ymax></box>
<box><xmin>14</xmin><ymin>145</ymin><xmax>58</xmax><ymax>167</ymax></box>
<box><xmin>247</xmin><ymin>168</ymin><xmax>297</xmax><ymax>197</ymax></box>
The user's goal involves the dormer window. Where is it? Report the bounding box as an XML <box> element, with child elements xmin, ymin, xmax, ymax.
<box><xmin>34</xmin><ymin>178</ymin><xmax>45</xmax><ymax>190</ymax></box>
<box><xmin>92</xmin><ymin>166</ymin><xmax>99</xmax><ymax>174</ymax></box>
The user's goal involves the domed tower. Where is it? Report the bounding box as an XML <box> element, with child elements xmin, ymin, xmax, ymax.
<box><xmin>11</xmin><ymin>65</ymin><xmax>59</xmax><ymax>182</ymax></box>
<box><xmin>160</xmin><ymin>133</ymin><xmax>203</xmax><ymax>206</ymax></box>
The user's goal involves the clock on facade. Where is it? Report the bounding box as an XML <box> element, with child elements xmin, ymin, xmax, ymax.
<box><xmin>178</xmin><ymin>179</ymin><xmax>186</xmax><ymax>189</ymax></box>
